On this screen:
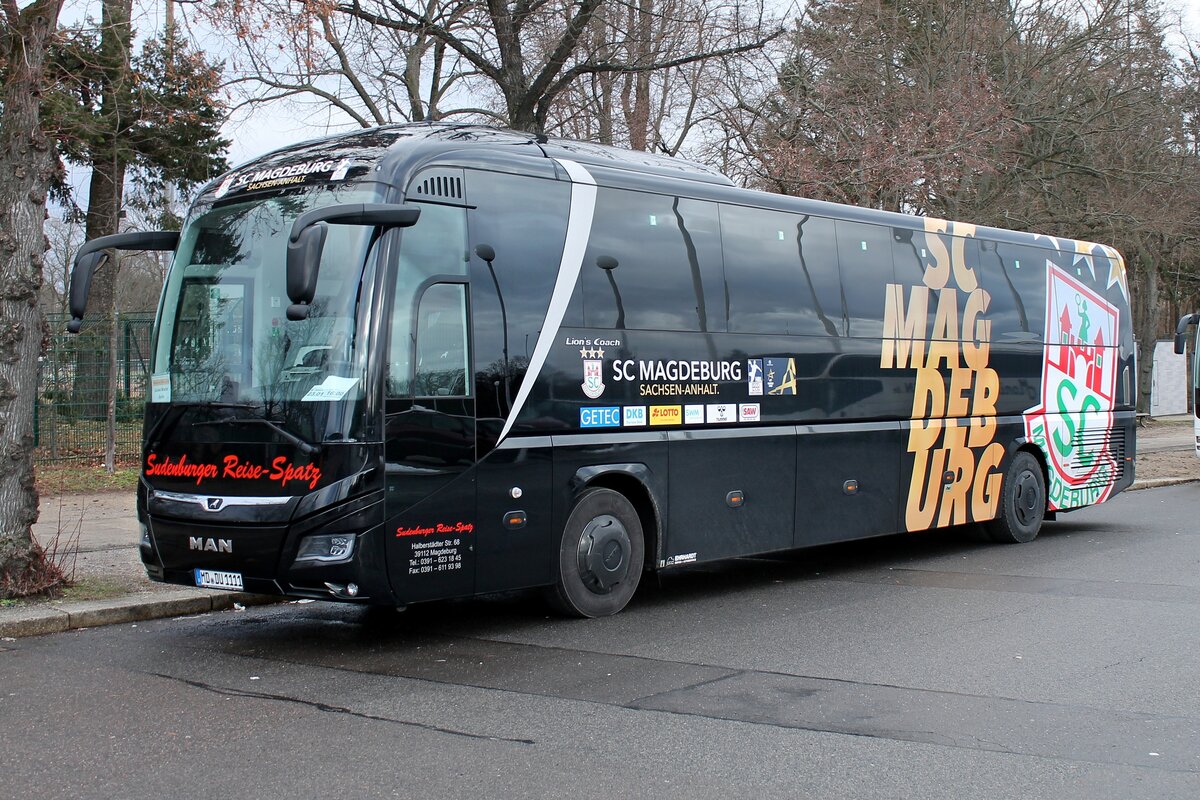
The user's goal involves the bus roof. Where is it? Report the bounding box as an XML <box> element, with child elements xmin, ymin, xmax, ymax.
<box><xmin>200</xmin><ymin>122</ymin><xmax>1113</xmax><ymax>256</ymax></box>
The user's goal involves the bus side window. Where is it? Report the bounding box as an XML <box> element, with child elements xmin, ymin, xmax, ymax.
<box><xmin>983</xmin><ymin>242</ymin><xmax>1049</xmax><ymax>340</ymax></box>
<box><xmin>721</xmin><ymin>205</ymin><xmax>841</xmax><ymax>337</ymax></box>
<box><xmin>412</xmin><ymin>284</ymin><xmax>470</xmax><ymax>397</ymax></box>
<box><xmin>386</xmin><ymin>200</ymin><xmax>468</xmax><ymax>397</ymax></box>
<box><xmin>835</xmin><ymin>220</ymin><xmax>894</xmax><ymax>338</ymax></box>
<box><xmin>580</xmin><ymin>188</ymin><xmax>722</xmax><ymax>332</ymax></box>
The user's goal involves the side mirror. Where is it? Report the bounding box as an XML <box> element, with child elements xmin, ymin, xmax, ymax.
<box><xmin>1173</xmin><ymin>313</ymin><xmax>1198</xmax><ymax>356</ymax></box>
<box><xmin>68</xmin><ymin>230</ymin><xmax>180</xmax><ymax>332</ymax></box>
<box><xmin>285</xmin><ymin>203</ymin><xmax>421</xmax><ymax>320</ymax></box>
<box><xmin>286</xmin><ymin>223</ymin><xmax>328</xmax><ymax>321</ymax></box>
<box><xmin>68</xmin><ymin>250</ymin><xmax>109</xmax><ymax>332</ymax></box>
<box><xmin>596</xmin><ymin>255</ymin><xmax>619</xmax><ymax>270</ymax></box>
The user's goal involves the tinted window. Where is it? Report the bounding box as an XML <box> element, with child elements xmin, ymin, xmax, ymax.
<box><xmin>981</xmin><ymin>242</ymin><xmax>1049</xmax><ymax>341</ymax></box>
<box><xmin>722</xmin><ymin>205</ymin><xmax>842</xmax><ymax>336</ymax></box>
<box><xmin>835</xmin><ymin>220</ymin><xmax>894</xmax><ymax>337</ymax></box>
<box><xmin>387</xmin><ymin>202</ymin><xmax>468</xmax><ymax>396</ymax></box>
<box><xmin>891</xmin><ymin>227</ymin><xmax>926</xmax><ymax>286</ymax></box>
<box><xmin>580</xmin><ymin>188</ymin><xmax>722</xmax><ymax>331</ymax></box>
<box><xmin>412</xmin><ymin>283</ymin><xmax>470</xmax><ymax>397</ymax></box>
<box><xmin>463</xmin><ymin>167</ymin><xmax>571</xmax><ymax>379</ymax></box>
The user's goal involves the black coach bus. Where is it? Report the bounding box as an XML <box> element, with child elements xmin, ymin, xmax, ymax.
<box><xmin>68</xmin><ymin>123</ymin><xmax>1136</xmax><ymax>617</ymax></box>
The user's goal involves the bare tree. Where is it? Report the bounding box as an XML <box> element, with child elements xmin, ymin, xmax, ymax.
<box><xmin>203</xmin><ymin>0</ymin><xmax>781</xmax><ymax>137</ymax></box>
<box><xmin>545</xmin><ymin>0</ymin><xmax>780</xmax><ymax>153</ymax></box>
<box><xmin>0</xmin><ymin>0</ymin><xmax>67</xmax><ymax>597</ymax></box>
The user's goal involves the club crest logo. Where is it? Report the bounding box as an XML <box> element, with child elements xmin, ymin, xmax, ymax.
<box><xmin>580</xmin><ymin>347</ymin><xmax>606</xmax><ymax>399</ymax></box>
<box><xmin>1024</xmin><ymin>265</ymin><xmax>1120</xmax><ymax>510</ymax></box>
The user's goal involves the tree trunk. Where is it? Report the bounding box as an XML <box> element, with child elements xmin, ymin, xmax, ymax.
<box><xmin>71</xmin><ymin>0</ymin><xmax>132</xmax><ymax>419</ymax></box>
<box><xmin>0</xmin><ymin>0</ymin><xmax>66</xmax><ymax>596</ymax></box>
<box><xmin>1133</xmin><ymin>248</ymin><xmax>1160</xmax><ymax>416</ymax></box>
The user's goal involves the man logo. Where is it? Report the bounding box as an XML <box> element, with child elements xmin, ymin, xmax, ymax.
<box><xmin>189</xmin><ymin>537</ymin><xmax>232</xmax><ymax>553</ymax></box>
<box><xmin>206</xmin><ymin>497</ymin><xmax>223</xmax><ymax>511</ymax></box>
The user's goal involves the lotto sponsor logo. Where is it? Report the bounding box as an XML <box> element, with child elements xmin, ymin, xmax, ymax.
<box><xmin>624</xmin><ymin>406</ymin><xmax>647</xmax><ymax>426</ymax></box>
<box><xmin>684</xmin><ymin>405</ymin><xmax>705</xmax><ymax>424</ymax></box>
<box><xmin>706</xmin><ymin>403</ymin><xmax>736</xmax><ymax>424</ymax></box>
<box><xmin>580</xmin><ymin>407</ymin><xmax>621</xmax><ymax>428</ymax></box>
<box><xmin>649</xmin><ymin>405</ymin><xmax>682</xmax><ymax>426</ymax></box>
<box><xmin>739</xmin><ymin>403</ymin><xmax>761</xmax><ymax>423</ymax></box>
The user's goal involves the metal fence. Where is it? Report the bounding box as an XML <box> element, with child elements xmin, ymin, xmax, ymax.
<box><xmin>36</xmin><ymin>313</ymin><xmax>155</xmax><ymax>465</ymax></box>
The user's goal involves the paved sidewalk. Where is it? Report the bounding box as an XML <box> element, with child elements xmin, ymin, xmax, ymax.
<box><xmin>3</xmin><ymin>416</ymin><xmax>1196</xmax><ymax>638</ymax></box>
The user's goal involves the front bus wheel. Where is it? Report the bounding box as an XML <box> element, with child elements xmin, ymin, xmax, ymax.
<box><xmin>984</xmin><ymin>450</ymin><xmax>1047</xmax><ymax>544</ymax></box>
<box><xmin>547</xmin><ymin>488</ymin><xmax>645</xmax><ymax>618</ymax></box>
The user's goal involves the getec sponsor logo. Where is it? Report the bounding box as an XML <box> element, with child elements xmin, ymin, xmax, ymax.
<box><xmin>624</xmin><ymin>406</ymin><xmax>648</xmax><ymax>426</ymax></box>
<box><xmin>649</xmin><ymin>405</ymin><xmax>682</xmax><ymax>426</ymax></box>
<box><xmin>739</xmin><ymin>403</ymin><xmax>761</xmax><ymax>423</ymax></box>
<box><xmin>580</xmin><ymin>406</ymin><xmax>621</xmax><ymax>428</ymax></box>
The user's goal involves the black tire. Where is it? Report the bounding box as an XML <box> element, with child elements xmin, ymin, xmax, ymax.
<box><xmin>984</xmin><ymin>451</ymin><xmax>1046</xmax><ymax>544</ymax></box>
<box><xmin>546</xmin><ymin>488</ymin><xmax>644</xmax><ymax>618</ymax></box>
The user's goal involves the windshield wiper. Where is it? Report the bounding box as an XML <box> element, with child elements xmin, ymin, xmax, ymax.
<box><xmin>146</xmin><ymin>402</ymin><xmax>258</xmax><ymax>452</ymax></box>
<box><xmin>191</xmin><ymin>416</ymin><xmax>321</xmax><ymax>456</ymax></box>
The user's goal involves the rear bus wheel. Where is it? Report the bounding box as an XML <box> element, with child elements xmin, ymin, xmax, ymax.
<box><xmin>984</xmin><ymin>451</ymin><xmax>1046</xmax><ymax>544</ymax></box>
<box><xmin>547</xmin><ymin>488</ymin><xmax>644</xmax><ymax>618</ymax></box>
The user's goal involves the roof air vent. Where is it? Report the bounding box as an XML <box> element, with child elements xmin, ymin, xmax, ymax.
<box><xmin>411</xmin><ymin>170</ymin><xmax>463</xmax><ymax>201</ymax></box>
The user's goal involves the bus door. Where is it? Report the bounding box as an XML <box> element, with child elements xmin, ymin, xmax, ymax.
<box><xmin>462</xmin><ymin>167</ymin><xmax>570</xmax><ymax>594</ymax></box>
<box><xmin>382</xmin><ymin>192</ymin><xmax>478</xmax><ymax>602</ymax></box>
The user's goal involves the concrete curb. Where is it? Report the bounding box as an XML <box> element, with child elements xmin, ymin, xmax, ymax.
<box><xmin>0</xmin><ymin>589</ymin><xmax>280</xmax><ymax>639</ymax></box>
<box><xmin>1129</xmin><ymin>477</ymin><xmax>1200</xmax><ymax>491</ymax></box>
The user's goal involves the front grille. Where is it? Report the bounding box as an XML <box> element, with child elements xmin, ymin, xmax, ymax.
<box><xmin>149</xmin><ymin>516</ymin><xmax>289</xmax><ymax>575</ymax></box>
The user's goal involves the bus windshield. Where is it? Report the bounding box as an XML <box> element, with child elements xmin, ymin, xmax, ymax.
<box><xmin>151</xmin><ymin>183</ymin><xmax>385</xmax><ymax>409</ymax></box>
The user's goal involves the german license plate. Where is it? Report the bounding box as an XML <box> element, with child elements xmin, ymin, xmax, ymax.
<box><xmin>194</xmin><ymin>569</ymin><xmax>244</xmax><ymax>591</ymax></box>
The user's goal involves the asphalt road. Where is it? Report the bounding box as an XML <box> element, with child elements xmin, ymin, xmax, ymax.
<box><xmin>3</xmin><ymin>484</ymin><xmax>1198</xmax><ymax>800</ymax></box>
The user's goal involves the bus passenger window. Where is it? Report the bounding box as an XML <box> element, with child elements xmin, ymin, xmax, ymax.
<box><xmin>835</xmin><ymin>220</ymin><xmax>894</xmax><ymax>338</ymax></box>
<box><xmin>580</xmin><ymin>189</ymin><xmax>722</xmax><ymax>331</ymax></box>
<box><xmin>982</xmin><ymin>242</ymin><xmax>1049</xmax><ymax>340</ymax></box>
<box><xmin>722</xmin><ymin>205</ymin><xmax>841</xmax><ymax>336</ymax></box>
<box><xmin>412</xmin><ymin>283</ymin><xmax>470</xmax><ymax>397</ymax></box>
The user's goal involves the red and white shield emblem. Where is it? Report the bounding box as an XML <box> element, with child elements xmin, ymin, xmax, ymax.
<box><xmin>582</xmin><ymin>359</ymin><xmax>605</xmax><ymax>399</ymax></box>
<box><xmin>1024</xmin><ymin>265</ymin><xmax>1120</xmax><ymax>509</ymax></box>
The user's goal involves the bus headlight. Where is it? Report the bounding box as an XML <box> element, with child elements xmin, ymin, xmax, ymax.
<box><xmin>295</xmin><ymin>533</ymin><xmax>356</xmax><ymax>564</ymax></box>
